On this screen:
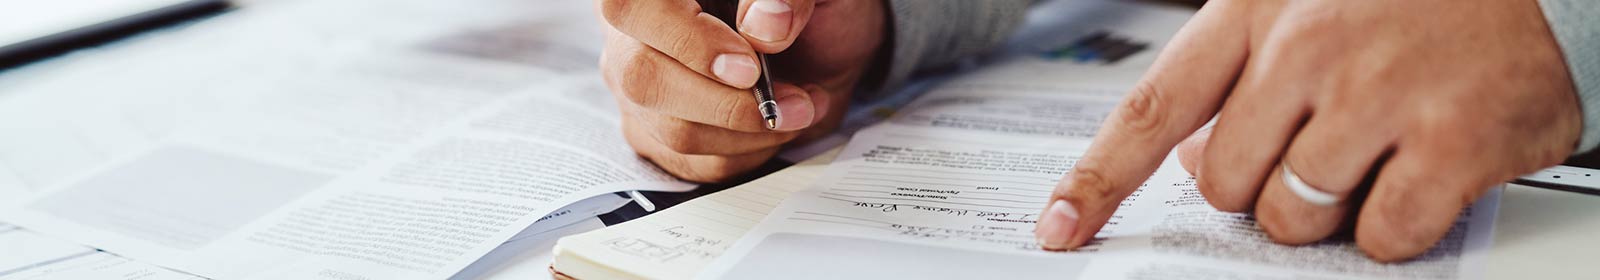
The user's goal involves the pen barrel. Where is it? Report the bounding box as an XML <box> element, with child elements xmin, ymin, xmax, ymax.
<box><xmin>753</xmin><ymin>54</ymin><xmax>778</xmax><ymax>121</ymax></box>
<box><xmin>697</xmin><ymin>0</ymin><xmax>780</xmax><ymax>126</ymax></box>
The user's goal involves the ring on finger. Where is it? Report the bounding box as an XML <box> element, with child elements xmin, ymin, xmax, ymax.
<box><xmin>1281</xmin><ymin>163</ymin><xmax>1341</xmax><ymax>206</ymax></box>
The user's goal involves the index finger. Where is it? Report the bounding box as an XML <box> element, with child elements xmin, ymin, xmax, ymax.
<box><xmin>600</xmin><ymin>0</ymin><xmax>816</xmax><ymax>89</ymax></box>
<box><xmin>1035</xmin><ymin>0</ymin><xmax>1253</xmax><ymax>250</ymax></box>
<box><xmin>600</xmin><ymin>0</ymin><xmax>761</xmax><ymax>88</ymax></box>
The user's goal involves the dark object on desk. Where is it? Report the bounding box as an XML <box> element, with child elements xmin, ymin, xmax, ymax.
<box><xmin>0</xmin><ymin>0</ymin><xmax>230</xmax><ymax>71</ymax></box>
<box><xmin>1514</xmin><ymin>149</ymin><xmax>1600</xmax><ymax>196</ymax></box>
<box><xmin>600</xmin><ymin>158</ymin><xmax>793</xmax><ymax>225</ymax></box>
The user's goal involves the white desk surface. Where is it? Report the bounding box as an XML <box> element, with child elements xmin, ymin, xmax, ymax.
<box><xmin>1486</xmin><ymin>185</ymin><xmax>1600</xmax><ymax>279</ymax></box>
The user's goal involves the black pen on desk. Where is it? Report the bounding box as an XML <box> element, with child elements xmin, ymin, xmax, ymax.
<box><xmin>698</xmin><ymin>0</ymin><xmax>781</xmax><ymax>130</ymax></box>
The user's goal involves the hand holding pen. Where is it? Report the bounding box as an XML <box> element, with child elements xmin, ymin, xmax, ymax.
<box><xmin>597</xmin><ymin>0</ymin><xmax>887</xmax><ymax>182</ymax></box>
<box><xmin>696</xmin><ymin>0</ymin><xmax>780</xmax><ymax>129</ymax></box>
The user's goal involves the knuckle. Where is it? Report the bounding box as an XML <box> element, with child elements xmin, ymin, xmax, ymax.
<box><xmin>655</xmin><ymin>121</ymin><xmax>706</xmax><ymax>154</ymax></box>
<box><xmin>598</xmin><ymin>0</ymin><xmax>630</xmax><ymax>28</ymax></box>
<box><xmin>673</xmin><ymin>171</ymin><xmax>725</xmax><ymax>184</ymax></box>
<box><xmin>660</xmin><ymin>158</ymin><xmax>719</xmax><ymax>183</ymax></box>
<box><xmin>678</xmin><ymin>155</ymin><xmax>764</xmax><ymax>183</ymax></box>
<box><xmin>616</xmin><ymin>52</ymin><xmax>665</xmax><ymax>108</ymax></box>
<box><xmin>1254</xmin><ymin>198</ymin><xmax>1330</xmax><ymax>245</ymax></box>
<box><xmin>1359</xmin><ymin>183</ymin><xmax>1440</xmax><ymax>263</ymax></box>
<box><xmin>1355</xmin><ymin>214</ymin><xmax>1433</xmax><ymax>263</ymax></box>
<box><xmin>1061</xmin><ymin>164</ymin><xmax>1115</xmax><ymax>202</ymax></box>
<box><xmin>627</xmin><ymin>117</ymin><xmax>756</xmax><ymax>183</ymax></box>
<box><xmin>1256</xmin><ymin>210</ymin><xmax>1298</xmax><ymax>244</ymax></box>
<box><xmin>697</xmin><ymin>162</ymin><xmax>744</xmax><ymax>182</ymax></box>
<box><xmin>636</xmin><ymin>145</ymin><xmax>733</xmax><ymax>183</ymax></box>
<box><xmin>663</xmin><ymin>32</ymin><xmax>703</xmax><ymax>68</ymax></box>
<box><xmin>1281</xmin><ymin>152</ymin><xmax>1339</xmax><ymax>192</ymax></box>
<box><xmin>1411</xmin><ymin>104</ymin><xmax>1472</xmax><ymax>136</ymax></box>
<box><xmin>1196</xmin><ymin>159</ymin><xmax>1254</xmax><ymax>212</ymax></box>
<box><xmin>1197</xmin><ymin>180</ymin><xmax>1245</xmax><ymax>212</ymax></box>
<box><xmin>1117</xmin><ymin>81</ymin><xmax>1172</xmax><ymax>136</ymax></box>
<box><xmin>713</xmin><ymin>92</ymin><xmax>749</xmax><ymax>130</ymax></box>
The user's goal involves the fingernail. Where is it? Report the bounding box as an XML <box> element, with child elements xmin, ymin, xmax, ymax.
<box><xmin>773</xmin><ymin>87</ymin><xmax>815</xmax><ymax>131</ymax></box>
<box><xmin>1036</xmin><ymin>200</ymin><xmax>1079</xmax><ymax>250</ymax></box>
<box><xmin>740</xmin><ymin>0</ymin><xmax>793</xmax><ymax>42</ymax></box>
<box><xmin>712</xmin><ymin>54</ymin><xmax>758</xmax><ymax>87</ymax></box>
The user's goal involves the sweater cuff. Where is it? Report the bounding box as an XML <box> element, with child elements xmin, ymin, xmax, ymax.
<box><xmin>1539</xmin><ymin>0</ymin><xmax>1600</xmax><ymax>154</ymax></box>
<box><xmin>869</xmin><ymin>0</ymin><xmax>1031</xmax><ymax>101</ymax></box>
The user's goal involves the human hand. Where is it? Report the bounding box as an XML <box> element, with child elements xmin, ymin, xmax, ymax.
<box><xmin>1035</xmin><ymin>0</ymin><xmax>1580</xmax><ymax>262</ymax></box>
<box><xmin>598</xmin><ymin>0</ymin><xmax>886</xmax><ymax>182</ymax></box>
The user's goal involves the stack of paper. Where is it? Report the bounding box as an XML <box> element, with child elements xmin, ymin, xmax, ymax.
<box><xmin>0</xmin><ymin>0</ymin><xmax>685</xmax><ymax>279</ymax></box>
<box><xmin>556</xmin><ymin>1</ymin><xmax>1501</xmax><ymax>278</ymax></box>
<box><xmin>700</xmin><ymin>67</ymin><xmax>1498</xmax><ymax>278</ymax></box>
<box><xmin>550</xmin><ymin>1</ymin><xmax>1190</xmax><ymax>278</ymax></box>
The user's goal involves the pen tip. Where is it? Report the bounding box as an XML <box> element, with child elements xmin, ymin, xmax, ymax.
<box><xmin>766</xmin><ymin>119</ymin><xmax>778</xmax><ymax>130</ymax></box>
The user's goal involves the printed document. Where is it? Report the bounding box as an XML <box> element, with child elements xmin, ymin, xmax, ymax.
<box><xmin>0</xmin><ymin>0</ymin><xmax>689</xmax><ymax>279</ymax></box>
<box><xmin>0</xmin><ymin>222</ymin><xmax>202</xmax><ymax>280</ymax></box>
<box><xmin>702</xmin><ymin>63</ymin><xmax>1498</xmax><ymax>279</ymax></box>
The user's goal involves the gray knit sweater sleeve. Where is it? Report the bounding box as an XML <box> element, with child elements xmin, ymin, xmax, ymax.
<box><xmin>1539</xmin><ymin>0</ymin><xmax>1600</xmax><ymax>154</ymax></box>
<box><xmin>875</xmin><ymin>1</ymin><xmax>1599</xmax><ymax>155</ymax></box>
<box><xmin>871</xmin><ymin>0</ymin><xmax>1035</xmax><ymax>99</ymax></box>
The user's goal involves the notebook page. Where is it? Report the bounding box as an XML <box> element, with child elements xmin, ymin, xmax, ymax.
<box><xmin>554</xmin><ymin>148</ymin><xmax>840</xmax><ymax>279</ymax></box>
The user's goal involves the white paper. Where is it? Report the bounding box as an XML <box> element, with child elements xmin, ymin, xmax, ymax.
<box><xmin>0</xmin><ymin>0</ymin><xmax>688</xmax><ymax>279</ymax></box>
<box><xmin>2</xmin><ymin>81</ymin><xmax>691</xmax><ymax>279</ymax></box>
<box><xmin>703</xmin><ymin>65</ymin><xmax>1498</xmax><ymax>279</ymax></box>
<box><xmin>0</xmin><ymin>0</ymin><xmax>195</xmax><ymax>48</ymax></box>
<box><xmin>0</xmin><ymin>0</ymin><xmax>605</xmax><ymax>190</ymax></box>
<box><xmin>0</xmin><ymin>223</ymin><xmax>201</xmax><ymax>280</ymax></box>
<box><xmin>455</xmin><ymin>217</ymin><xmax>609</xmax><ymax>280</ymax></box>
<box><xmin>0</xmin><ymin>252</ymin><xmax>204</xmax><ymax>280</ymax></box>
<box><xmin>0</xmin><ymin>226</ymin><xmax>96</xmax><ymax>273</ymax></box>
<box><xmin>1</xmin><ymin>193</ymin><xmax>621</xmax><ymax>280</ymax></box>
<box><xmin>554</xmin><ymin>149</ymin><xmax>840</xmax><ymax>280</ymax></box>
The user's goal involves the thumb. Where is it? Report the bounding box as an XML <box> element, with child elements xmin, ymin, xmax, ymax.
<box><xmin>1034</xmin><ymin>0</ymin><xmax>1249</xmax><ymax>250</ymax></box>
<box><xmin>736</xmin><ymin>0</ymin><xmax>815</xmax><ymax>53</ymax></box>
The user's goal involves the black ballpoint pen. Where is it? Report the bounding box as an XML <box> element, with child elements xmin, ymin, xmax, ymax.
<box><xmin>698</xmin><ymin>0</ymin><xmax>780</xmax><ymax>130</ymax></box>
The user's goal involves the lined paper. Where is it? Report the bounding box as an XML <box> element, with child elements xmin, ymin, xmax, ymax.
<box><xmin>553</xmin><ymin>149</ymin><xmax>839</xmax><ymax>279</ymax></box>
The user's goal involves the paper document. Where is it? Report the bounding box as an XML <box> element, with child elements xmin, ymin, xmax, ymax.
<box><xmin>552</xmin><ymin>2</ymin><xmax>1199</xmax><ymax>278</ymax></box>
<box><xmin>0</xmin><ymin>223</ymin><xmax>202</xmax><ymax>280</ymax></box>
<box><xmin>0</xmin><ymin>0</ymin><xmax>690</xmax><ymax>279</ymax></box>
<box><xmin>553</xmin><ymin>149</ymin><xmax>840</xmax><ymax>279</ymax></box>
<box><xmin>2</xmin><ymin>79</ymin><xmax>690</xmax><ymax>279</ymax></box>
<box><xmin>0</xmin><ymin>184</ymin><xmax>624</xmax><ymax>280</ymax></box>
<box><xmin>455</xmin><ymin>217</ymin><xmax>608</xmax><ymax>280</ymax></box>
<box><xmin>702</xmin><ymin>64</ymin><xmax>1498</xmax><ymax>279</ymax></box>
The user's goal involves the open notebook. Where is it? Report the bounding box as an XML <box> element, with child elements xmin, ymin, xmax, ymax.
<box><xmin>551</xmin><ymin>148</ymin><xmax>841</xmax><ymax>280</ymax></box>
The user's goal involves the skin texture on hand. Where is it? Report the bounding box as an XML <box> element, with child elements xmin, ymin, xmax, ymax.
<box><xmin>1035</xmin><ymin>0</ymin><xmax>1580</xmax><ymax>262</ymax></box>
<box><xmin>598</xmin><ymin>0</ymin><xmax>885</xmax><ymax>182</ymax></box>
